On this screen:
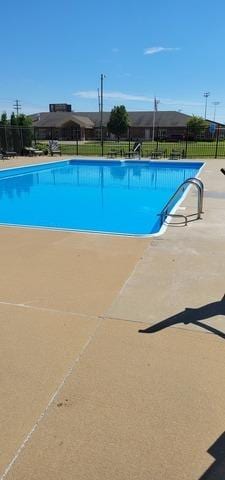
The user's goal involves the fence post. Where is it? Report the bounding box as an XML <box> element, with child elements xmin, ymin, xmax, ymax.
<box><xmin>185</xmin><ymin>126</ymin><xmax>188</xmax><ymax>158</ymax></box>
<box><xmin>128</xmin><ymin>127</ymin><xmax>131</xmax><ymax>154</ymax></box>
<box><xmin>215</xmin><ymin>126</ymin><xmax>220</xmax><ymax>159</ymax></box>
<box><xmin>20</xmin><ymin>127</ymin><xmax>24</xmax><ymax>154</ymax></box>
<box><xmin>76</xmin><ymin>129</ymin><xmax>79</xmax><ymax>155</ymax></box>
<box><xmin>156</xmin><ymin>127</ymin><xmax>159</xmax><ymax>151</ymax></box>
<box><xmin>101</xmin><ymin>135</ymin><xmax>104</xmax><ymax>157</ymax></box>
<box><xmin>4</xmin><ymin>126</ymin><xmax>8</xmax><ymax>151</ymax></box>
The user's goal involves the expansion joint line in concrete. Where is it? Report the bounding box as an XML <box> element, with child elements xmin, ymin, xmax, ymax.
<box><xmin>103</xmin><ymin>245</ymin><xmax>151</xmax><ymax>318</ymax></box>
<box><xmin>0</xmin><ymin>317</ymin><xmax>103</xmax><ymax>480</ymax></box>
<box><xmin>0</xmin><ymin>300</ymin><xmax>100</xmax><ymax>322</ymax></box>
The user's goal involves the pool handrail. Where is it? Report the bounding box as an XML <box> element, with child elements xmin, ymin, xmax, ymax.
<box><xmin>159</xmin><ymin>177</ymin><xmax>204</xmax><ymax>226</ymax></box>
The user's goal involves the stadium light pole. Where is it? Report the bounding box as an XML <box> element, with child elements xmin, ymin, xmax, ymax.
<box><xmin>212</xmin><ymin>101</ymin><xmax>220</xmax><ymax>122</ymax></box>
<box><xmin>203</xmin><ymin>92</ymin><xmax>210</xmax><ymax>119</ymax></box>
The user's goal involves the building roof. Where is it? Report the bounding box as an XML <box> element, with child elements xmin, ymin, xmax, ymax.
<box><xmin>30</xmin><ymin>110</ymin><xmax>224</xmax><ymax>129</ymax></box>
<box><xmin>75</xmin><ymin>111</ymin><xmax>194</xmax><ymax>128</ymax></box>
<box><xmin>30</xmin><ymin>112</ymin><xmax>94</xmax><ymax>129</ymax></box>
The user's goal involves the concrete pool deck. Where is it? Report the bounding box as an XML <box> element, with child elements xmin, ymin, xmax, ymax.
<box><xmin>0</xmin><ymin>156</ymin><xmax>225</xmax><ymax>479</ymax></box>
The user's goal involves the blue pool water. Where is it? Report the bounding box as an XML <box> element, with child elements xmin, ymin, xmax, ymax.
<box><xmin>0</xmin><ymin>159</ymin><xmax>203</xmax><ymax>235</ymax></box>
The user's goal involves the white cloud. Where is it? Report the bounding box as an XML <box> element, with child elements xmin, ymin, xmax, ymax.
<box><xmin>73</xmin><ymin>90</ymin><xmax>207</xmax><ymax>110</ymax></box>
<box><xmin>161</xmin><ymin>98</ymin><xmax>203</xmax><ymax>107</ymax></box>
<box><xmin>73</xmin><ymin>91</ymin><xmax>152</xmax><ymax>102</ymax></box>
<box><xmin>72</xmin><ymin>91</ymin><xmax>221</xmax><ymax>122</ymax></box>
<box><xmin>105</xmin><ymin>92</ymin><xmax>151</xmax><ymax>101</ymax></box>
<box><xmin>144</xmin><ymin>46</ymin><xmax>180</xmax><ymax>55</ymax></box>
<box><xmin>73</xmin><ymin>91</ymin><xmax>204</xmax><ymax>108</ymax></box>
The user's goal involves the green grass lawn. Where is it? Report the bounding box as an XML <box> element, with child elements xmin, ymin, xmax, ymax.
<box><xmin>48</xmin><ymin>140</ymin><xmax>225</xmax><ymax>158</ymax></box>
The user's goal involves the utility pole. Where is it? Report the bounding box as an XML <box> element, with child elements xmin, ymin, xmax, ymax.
<box><xmin>203</xmin><ymin>92</ymin><xmax>210</xmax><ymax>119</ymax></box>
<box><xmin>13</xmin><ymin>99</ymin><xmax>21</xmax><ymax>116</ymax></box>
<box><xmin>152</xmin><ymin>97</ymin><xmax>160</xmax><ymax>142</ymax></box>
<box><xmin>97</xmin><ymin>88</ymin><xmax>101</xmax><ymax>113</ymax></box>
<box><xmin>100</xmin><ymin>74</ymin><xmax>106</xmax><ymax>156</ymax></box>
<box><xmin>212</xmin><ymin>101</ymin><xmax>220</xmax><ymax>122</ymax></box>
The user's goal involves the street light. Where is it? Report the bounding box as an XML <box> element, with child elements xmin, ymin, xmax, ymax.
<box><xmin>212</xmin><ymin>101</ymin><xmax>220</xmax><ymax>122</ymax></box>
<box><xmin>203</xmin><ymin>92</ymin><xmax>210</xmax><ymax>119</ymax></box>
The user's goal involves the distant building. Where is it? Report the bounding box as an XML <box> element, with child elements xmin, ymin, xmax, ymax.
<box><xmin>30</xmin><ymin>106</ymin><xmax>224</xmax><ymax>141</ymax></box>
<box><xmin>49</xmin><ymin>103</ymin><xmax>72</xmax><ymax>112</ymax></box>
<box><xmin>30</xmin><ymin>104</ymin><xmax>94</xmax><ymax>140</ymax></box>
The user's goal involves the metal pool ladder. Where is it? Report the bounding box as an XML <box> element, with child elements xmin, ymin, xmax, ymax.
<box><xmin>159</xmin><ymin>177</ymin><xmax>204</xmax><ymax>226</ymax></box>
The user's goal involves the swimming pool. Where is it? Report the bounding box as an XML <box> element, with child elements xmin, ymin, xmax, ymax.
<box><xmin>0</xmin><ymin>159</ymin><xmax>204</xmax><ymax>236</ymax></box>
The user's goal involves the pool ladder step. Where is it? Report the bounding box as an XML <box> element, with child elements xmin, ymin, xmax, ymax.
<box><xmin>159</xmin><ymin>177</ymin><xmax>204</xmax><ymax>226</ymax></box>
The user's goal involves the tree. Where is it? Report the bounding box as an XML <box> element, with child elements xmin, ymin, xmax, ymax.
<box><xmin>0</xmin><ymin>112</ymin><xmax>8</xmax><ymax>125</ymax></box>
<box><xmin>0</xmin><ymin>112</ymin><xmax>33</xmax><ymax>153</ymax></box>
<box><xmin>187</xmin><ymin>115</ymin><xmax>207</xmax><ymax>139</ymax></box>
<box><xmin>0</xmin><ymin>113</ymin><xmax>8</xmax><ymax>150</ymax></box>
<box><xmin>107</xmin><ymin>105</ymin><xmax>129</xmax><ymax>141</ymax></box>
<box><xmin>10</xmin><ymin>112</ymin><xmax>21</xmax><ymax>153</ymax></box>
<box><xmin>17</xmin><ymin>114</ymin><xmax>33</xmax><ymax>152</ymax></box>
<box><xmin>10</xmin><ymin>113</ymin><xmax>33</xmax><ymax>153</ymax></box>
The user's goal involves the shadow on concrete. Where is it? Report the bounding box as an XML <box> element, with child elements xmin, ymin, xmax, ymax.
<box><xmin>198</xmin><ymin>432</ymin><xmax>225</xmax><ymax>479</ymax></box>
<box><xmin>139</xmin><ymin>295</ymin><xmax>225</xmax><ymax>340</ymax></box>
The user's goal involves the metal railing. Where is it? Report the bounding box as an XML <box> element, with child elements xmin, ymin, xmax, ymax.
<box><xmin>159</xmin><ymin>177</ymin><xmax>204</xmax><ymax>226</ymax></box>
<box><xmin>1</xmin><ymin>124</ymin><xmax>225</xmax><ymax>157</ymax></box>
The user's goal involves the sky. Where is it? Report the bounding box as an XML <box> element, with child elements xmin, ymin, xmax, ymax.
<box><xmin>1</xmin><ymin>0</ymin><xmax>225</xmax><ymax>122</ymax></box>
